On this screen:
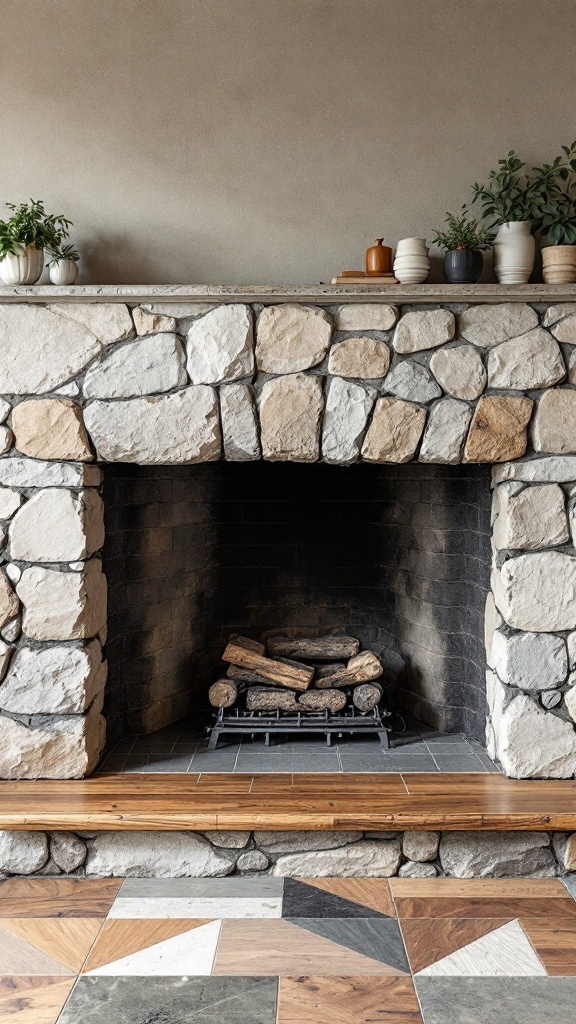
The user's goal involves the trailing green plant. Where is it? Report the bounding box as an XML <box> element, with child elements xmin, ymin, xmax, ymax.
<box><xmin>531</xmin><ymin>141</ymin><xmax>576</xmax><ymax>245</ymax></box>
<box><xmin>46</xmin><ymin>242</ymin><xmax>80</xmax><ymax>266</ymax></box>
<box><xmin>431</xmin><ymin>209</ymin><xmax>494</xmax><ymax>252</ymax></box>
<box><xmin>470</xmin><ymin>152</ymin><xmax>538</xmax><ymax>225</ymax></box>
<box><xmin>0</xmin><ymin>199</ymin><xmax>72</xmax><ymax>260</ymax></box>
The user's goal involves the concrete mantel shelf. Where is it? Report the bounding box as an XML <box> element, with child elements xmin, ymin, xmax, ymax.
<box><xmin>2</xmin><ymin>283</ymin><xmax>576</xmax><ymax>304</ymax></box>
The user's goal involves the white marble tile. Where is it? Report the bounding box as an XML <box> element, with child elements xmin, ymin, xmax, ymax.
<box><xmin>86</xmin><ymin>920</ymin><xmax>221</xmax><ymax>976</ymax></box>
<box><xmin>416</xmin><ymin>920</ymin><xmax>547</xmax><ymax>977</ymax></box>
<box><xmin>109</xmin><ymin>896</ymin><xmax>283</xmax><ymax>919</ymax></box>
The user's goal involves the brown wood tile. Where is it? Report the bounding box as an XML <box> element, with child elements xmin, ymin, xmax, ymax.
<box><xmin>390</xmin><ymin>878</ymin><xmax>568</xmax><ymax>898</ymax></box>
<box><xmin>298</xmin><ymin>878</ymin><xmax>396</xmax><ymax>918</ymax></box>
<box><xmin>0</xmin><ymin>918</ymin><xmax>103</xmax><ymax>972</ymax></box>
<box><xmin>277</xmin><ymin>976</ymin><xmax>423</xmax><ymax>1023</ymax></box>
<box><xmin>393</xmin><ymin>896</ymin><xmax>576</xmax><ymax>921</ymax></box>
<box><xmin>0</xmin><ymin>977</ymin><xmax>75</xmax><ymax>1024</ymax></box>
<box><xmin>521</xmin><ymin>919</ymin><xmax>576</xmax><ymax>975</ymax></box>
<box><xmin>0</xmin><ymin>926</ymin><xmax>74</xmax><ymax>975</ymax></box>
<box><xmin>83</xmin><ymin>919</ymin><xmax>212</xmax><ymax>972</ymax></box>
<box><xmin>399</xmin><ymin>918</ymin><xmax>510</xmax><ymax>973</ymax></box>
<box><xmin>0</xmin><ymin>878</ymin><xmax>122</xmax><ymax>917</ymax></box>
<box><xmin>390</xmin><ymin>877</ymin><xmax>575</xmax><ymax>921</ymax></box>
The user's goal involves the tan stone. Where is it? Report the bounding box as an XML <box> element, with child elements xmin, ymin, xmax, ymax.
<box><xmin>328</xmin><ymin>337</ymin><xmax>390</xmax><ymax>378</ymax></box>
<box><xmin>393</xmin><ymin>309</ymin><xmax>455</xmax><ymax>353</ymax></box>
<box><xmin>256</xmin><ymin>304</ymin><xmax>332</xmax><ymax>373</ymax></box>
<box><xmin>361</xmin><ymin>397</ymin><xmax>427</xmax><ymax>463</ymax></box>
<box><xmin>16</xmin><ymin>560</ymin><xmax>107</xmax><ymax>641</ymax></box>
<box><xmin>335</xmin><ymin>304</ymin><xmax>398</xmax><ymax>332</ymax></box>
<box><xmin>259</xmin><ymin>374</ymin><xmax>323</xmax><ymax>462</ymax></box>
<box><xmin>464</xmin><ymin>396</ymin><xmax>533</xmax><ymax>463</ymax></box>
<box><xmin>0</xmin><ymin>569</ymin><xmax>19</xmax><ymax>630</ymax></box>
<box><xmin>12</xmin><ymin>399</ymin><xmax>92</xmax><ymax>461</ymax></box>
<box><xmin>132</xmin><ymin>307</ymin><xmax>177</xmax><ymax>335</ymax></box>
<box><xmin>533</xmin><ymin>389</ymin><xmax>576</xmax><ymax>454</ymax></box>
<box><xmin>563</xmin><ymin>833</ymin><xmax>576</xmax><ymax>871</ymax></box>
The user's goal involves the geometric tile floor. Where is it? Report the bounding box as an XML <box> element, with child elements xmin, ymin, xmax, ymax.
<box><xmin>1</xmin><ymin>877</ymin><xmax>576</xmax><ymax>1021</ymax></box>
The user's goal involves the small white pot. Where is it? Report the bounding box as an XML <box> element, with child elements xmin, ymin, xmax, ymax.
<box><xmin>493</xmin><ymin>221</ymin><xmax>535</xmax><ymax>284</ymax></box>
<box><xmin>393</xmin><ymin>252</ymin><xmax>431</xmax><ymax>284</ymax></box>
<box><xmin>396</xmin><ymin>237</ymin><xmax>429</xmax><ymax>257</ymax></box>
<box><xmin>49</xmin><ymin>259</ymin><xmax>78</xmax><ymax>285</ymax></box>
<box><xmin>0</xmin><ymin>245</ymin><xmax>44</xmax><ymax>285</ymax></box>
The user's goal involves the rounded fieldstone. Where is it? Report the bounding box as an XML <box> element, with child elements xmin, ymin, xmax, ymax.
<box><xmin>430</xmin><ymin>344</ymin><xmax>486</xmax><ymax>400</ymax></box>
<box><xmin>256</xmin><ymin>304</ymin><xmax>332</xmax><ymax>373</ymax></box>
<box><xmin>393</xmin><ymin>309</ymin><xmax>455</xmax><ymax>354</ymax></box>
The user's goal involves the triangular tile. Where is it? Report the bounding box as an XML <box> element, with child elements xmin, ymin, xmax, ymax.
<box><xmin>401</xmin><ymin>918</ymin><xmax>511</xmax><ymax>973</ymax></box>
<box><xmin>283</xmin><ymin>878</ymin><xmax>390</xmax><ymax>919</ymax></box>
<box><xmin>0</xmin><ymin>925</ymin><xmax>74</xmax><ymax>976</ymax></box>
<box><xmin>0</xmin><ymin>918</ymin><xmax>103</xmax><ymax>972</ymax></box>
<box><xmin>83</xmin><ymin>919</ymin><xmax>212</xmax><ymax>972</ymax></box>
<box><xmin>416</xmin><ymin>919</ymin><xmax>547</xmax><ymax>976</ymax></box>
<box><xmin>292</xmin><ymin>917</ymin><xmax>410</xmax><ymax>973</ymax></box>
<box><xmin>0</xmin><ymin>976</ymin><xmax>75</xmax><ymax>1024</ymax></box>
<box><xmin>298</xmin><ymin>877</ymin><xmax>396</xmax><ymax>917</ymax></box>
<box><xmin>85</xmin><ymin>919</ymin><xmax>222</xmax><ymax>976</ymax></box>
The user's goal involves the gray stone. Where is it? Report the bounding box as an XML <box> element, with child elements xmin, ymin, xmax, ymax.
<box><xmin>487</xmin><ymin>671</ymin><xmax>576</xmax><ymax>778</ymax></box>
<box><xmin>321</xmin><ymin>377</ymin><xmax>374</xmax><ymax>465</ymax></box>
<box><xmin>493</xmin><ymin>551</ymin><xmax>576</xmax><ymax>631</ymax></box>
<box><xmin>254</xmin><ymin>831</ymin><xmax>357</xmax><ymax>855</ymax></box>
<box><xmin>259</xmin><ymin>374</ymin><xmax>323</xmax><ymax>462</ymax></box>
<box><xmin>335</xmin><ymin>304</ymin><xmax>398</xmax><ymax>331</ymax></box>
<box><xmin>533</xmin><ymin>390</ymin><xmax>576</xmax><ymax>454</ymax></box>
<box><xmin>493</xmin><ymin>456</ymin><xmax>576</xmax><ymax>484</ymax></box>
<box><xmin>489</xmin><ymin>629</ymin><xmax>567</xmax><ymax>691</ymax></box>
<box><xmin>568</xmin><ymin>348</ymin><xmax>576</xmax><ymax>385</ymax></box>
<box><xmin>0</xmin><ymin>569</ymin><xmax>18</xmax><ymax>631</ymax></box>
<box><xmin>186</xmin><ymin>305</ymin><xmax>254</xmax><ymax>384</ymax></box>
<box><xmin>418</xmin><ymin>398</ymin><xmax>472</xmax><ymax>464</ymax></box>
<box><xmin>492</xmin><ymin>482</ymin><xmax>568</xmax><ymax>551</ymax></box>
<box><xmin>51</xmin><ymin>302</ymin><xmax>134</xmax><ymax>345</ymax></box>
<box><xmin>9</xmin><ymin>488</ymin><xmax>104</xmax><ymax>563</ymax></box>
<box><xmin>543</xmin><ymin>303</ymin><xmax>576</xmax><ymax>327</ymax></box>
<box><xmin>487</xmin><ymin>328</ymin><xmax>565</xmax><ymax>389</ymax></box>
<box><xmin>0</xmin><ymin>697</ymin><xmax>105</xmax><ymax>779</ymax></box>
<box><xmin>363</xmin><ymin>831</ymin><xmax>401</xmax><ymax>840</ymax></box>
<box><xmin>362</xmin><ymin>397</ymin><xmax>427</xmax><ymax>463</ymax></box>
<box><xmin>272</xmin><ymin>839</ymin><xmax>402</xmax><ymax>877</ymax></box>
<box><xmin>459</xmin><ymin>303</ymin><xmax>539</xmax><ymax>348</ymax></box>
<box><xmin>0</xmin><ymin>459</ymin><xmax>101</xmax><ymax>489</ymax></box>
<box><xmin>85</xmin><ymin>832</ymin><xmax>235</xmax><ymax>877</ymax></box>
<box><xmin>16</xmin><ymin>560</ymin><xmax>107</xmax><ymax>642</ymax></box>
<box><xmin>551</xmin><ymin>314</ymin><xmax>576</xmax><ymax>344</ymax></box>
<box><xmin>565</xmin><ymin>684</ymin><xmax>576</xmax><ymax>723</ymax></box>
<box><xmin>204</xmin><ymin>831</ymin><xmax>251</xmax><ymax>849</ymax></box>
<box><xmin>399</xmin><ymin>861</ymin><xmax>438</xmax><ymax>877</ymax></box>
<box><xmin>439</xmin><ymin>831</ymin><xmax>555</xmax><ymax>877</ymax></box>
<box><xmin>0</xmin><ymin>426</ymin><xmax>12</xmax><ymax>455</ymax></box>
<box><xmin>328</xmin><ymin>337</ymin><xmax>391</xmax><ymax>379</ymax></box>
<box><xmin>256</xmin><ymin>304</ymin><xmax>332</xmax><ymax>373</ymax></box>
<box><xmin>0</xmin><ymin>399</ymin><xmax>10</xmax><ymax>423</ymax></box>
<box><xmin>84</xmin><ymin>387</ymin><xmax>221</xmax><ymax>464</ymax></box>
<box><xmin>236</xmin><ymin>850</ymin><xmax>269</xmax><ymax>872</ymax></box>
<box><xmin>0</xmin><ymin>489</ymin><xmax>22</xmax><ymax>521</ymax></box>
<box><xmin>402</xmin><ymin>831</ymin><xmax>440</xmax><ymax>862</ymax></box>
<box><xmin>0</xmin><ymin>641</ymin><xmax>106</xmax><ymax>714</ymax></box>
<box><xmin>430</xmin><ymin>344</ymin><xmax>486</xmax><ymax>399</ymax></box>
<box><xmin>383</xmin><ymin>360</ymin><xmax>442</xmax><ymax>403</ymax></box>
<box><xmin>0</xmin><ymin>640</ymin><xmax>12</xmax><ymax>682</ymax></box>
<box><xmin>568</xmin><ymin>631</ymin><xmax>576</xmax><ymax>670</ymax></box>
<box><xmin>49</xmin><ymin>832</ymin><xmax>87</xmax><ymax>872</ymax></box>
<box><xmin>84</xmin><ymin>334</ymin><xmax>187</xmax><ymax>398</ymax></box>
<box><xmin>219</xmin><ymin>384</ymin><xmax>260</xmax><ymax>461</ymax></box>
<box><xmin>393</xmin><ymin>309</ymin><xmax>455</xmax><ymax>353</ymax></box>
<box><xmin>0</xmin><ymin>616</ymin><xmax>18</xmax><ymax>643</ymax></box>
<box><xmin>542</xmin><ymin>690</ymin><xmax>562</xmax><ymax>709</ymax></box>
<box><xmin>0</xmin><ymin>831</ymin><xmax>48</xmax><ymax>874</ymax></box>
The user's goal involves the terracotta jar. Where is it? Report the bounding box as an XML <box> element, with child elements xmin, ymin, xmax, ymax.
<box><xmin>365</xmin><ymin>238</ymin><xmax>392</xmax><ymax>275</ymax></box>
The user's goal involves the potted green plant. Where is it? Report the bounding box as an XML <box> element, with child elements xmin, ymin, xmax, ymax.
<box><xmin>470</xmin><ymin>152</ymin><xmax>537</xmax><ymax>283</ymax></box>
<box><xmin>47</xmin><ymin>242</ymin><xmax>80</xmax><ymax>285</ymax></box>
<box><xmin>0</xmin><ymin>199</ymin><xmax>73</xmax><ymax>285</ymax></box>
<box><xmin>532</xmin><ymin>141</ymin><xmax>576</xmax><ymax>284</ymax></box>
<box><xmin>431</xmin><ymin>209</ymin><xmax>493</xmax><ymax>284</ymax></box>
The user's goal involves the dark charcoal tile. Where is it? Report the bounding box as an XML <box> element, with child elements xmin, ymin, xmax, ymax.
<box><xmin>58</xmin><ymin>976</ymin><xmax>279</xmax><ymax>1024</ymax></box>
<box><xmin>431</xmin><ymin>754</ymin><xmax>488</xmax><ymax>773</ymax></box>
<box><xmin>415</xmin><ymin>977</ymin><xmax>576</xmax><ymax>1024</ymax></box>
<box><xmin>144</xmin><ymin>754</ymin><xmax>194</xmax><ymax>773</ymax></box>
<box><xmin>386</xmin><ymin>741</ymin><xmax>432</xmax><ymax>755</ymax></box>
<box><xmin>340</xmin><ymin>754</ymin><xmax>438</xmax><ymax>773</ymax></box>
<box><xmin>293</xmin><ymin>917</ymin><xmax>410</xmax><ymax>973</ymax></box>
<box><xmin>282</xmin><ymin>879</ymin><xmax>391</xmax><ymax>920</ymax></box>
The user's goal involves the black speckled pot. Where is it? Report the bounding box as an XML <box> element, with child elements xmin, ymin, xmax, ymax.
<box><xmin>444</xmin><ymin>249</ymin><xmax>483</xmax><ymax>284</ymax></box>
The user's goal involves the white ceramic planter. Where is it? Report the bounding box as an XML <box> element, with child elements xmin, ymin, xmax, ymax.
<box><xmin>394</xmin><ymin>238</ymin><xmax>430</xmax><ymax>284</ymax></box>
<box><xmin>493</xmin><ymin>222</ymin><xmax>535</xmax><ymax>284</ymax></box>
<box><xmin>0</xmin><ymin>245</ymin><xmax>44</xmax><ymax>285</ymax></box>
<box><xmin>49</xmin><ymin>259</ymin><xmax>78</xmax><ymax>285</ymax></box>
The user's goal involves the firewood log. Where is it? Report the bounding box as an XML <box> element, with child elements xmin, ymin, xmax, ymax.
<box><xmin>246</xmin><ymin>687</ymin><xmax>300</xmax><ymax>711</ymax></box>
<box><xmin>316</xmin><ymin>651</ymin><xmax>383</xmax><ymax>689</ymax></box>
<box><xmin>208</xmin><ymin>680</ymin><xmax>239</xmax><ymax>708</ymax></box>
<box><xmin>352</xmin><ymin>681</ymin><xmax>383</xmax><ymax>712</ymax></box>
<box><xmin>267</xmin><ymin>635</ymin><xmax>360</xmax><ymax>660</ymax></box>
<box><xmin>298</xmin><ymin>689</ymin><xmax>347</xmax><ymax>713</ymax></box>
<box><xmin>222</xmin><ymin>639</ymin><xmax>313</xmax><ymax>691</ymax></box>
<box><xmin>229</xmin><ymin>634</ymin><xmax>265</xmax><ymax>655</ymax></box>
<box><xmin>226</xmin><ymin>665</ymin><xmax>272</xmax><ymax>685</ymax></box>
<box><xmin>315</xmin><ymin>662</ymin><xmax>346</xmax><ymax>680</ymax></box>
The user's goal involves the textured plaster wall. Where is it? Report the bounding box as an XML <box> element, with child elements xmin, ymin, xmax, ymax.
<box><xmin>1</xmin><ymin>0</ymin><xmax>573</xmax><ymax>284</ymax></box>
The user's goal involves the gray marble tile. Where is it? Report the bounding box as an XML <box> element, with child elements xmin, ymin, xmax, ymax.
<box><xmin>562</xmin><ymin>875</ymin><xmax>576</xmax><ymax>900</ymax></box>
<box><xmin>415</xmin><ymin>977</ymin><xmax>576</xmax><ymax>1024</ymax></box>
<box><xmin>119</xmin><ymin>877</ymin><xmax>284</xmax><ymax>899</ymax></box>
<box><xmin>339</xmin><ymin>754</ymin><xmax>438</xmax><ymax>773</ymax></box>
<box><xmin>431</xmin><ymin>754</ymin><xmax>487</xmax><ymax>773</ymax></box>
<box><xmin>58</xmin><ymin>976</ymin><xmax>278</xmax><ymax>1023</ymax></box>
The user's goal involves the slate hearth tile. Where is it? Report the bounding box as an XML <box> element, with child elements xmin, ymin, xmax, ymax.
<box><xmin>339</xmin><ymin>754</ymin><xmax>438</xmax><ymax>773</ymax></box>
<box><xmin>118</xmin><ymin>756</ymin><xmax>147</xmax><ymax>773</ymax></box>
<box><xmin>282</xmin><ymin>878</ymin><xmax>393</xmax><ymax>920</ymax></box>
<box><xmin>387</xmin><ymin>740</ymin><xmax>432</xmax><ymax>755</ymax></box>
<box><xmin>57</xmin><ymin>976</ymin><xmax>279</xmax><ymax>1024</ymax></box>
<box><xmin>297</xmin><ymin>879</ymin><xmax>397</xmax><ymax>918</ymax></box>
<box><xmin>233</xmin><ymin>753</ymin><xmax>298</xmax><ymax>773</ymax></box>
<box><xmin>290</xmin><ymin>754</ymin><xmax>343</xmax><ymax>773</ymax></box>
<box><xmin>144</xmin><ymin>754</ymin><xmax>194</xmax><ymax>772</ymax></box>
<box><xmin>0</xmin><ymin>976</ymin><xmax>76</xmax><ymax>1024</ymax></box>
<box><xmin>277</xmin><ymin>975</ymin><xmax>423</xmax><ymax>1023</ymax></box>
<box><xmin>95</xmin><ymin>756</ymin><xmax>126</xmax><ymax>773</ymax></box>
<box><xmin>190</xmin><ymin>750</ymin><xmax>240</xmax><ymax>772</ymax></box>
<box><xmin>414</xmin><ymin>977</ymin><xmax>576</xmax><ymax>1024</ymax></box>
<box><xmin>430</xmin><ymin>754</ymin><xmax>487</xmax><ymax>773</ymax></box>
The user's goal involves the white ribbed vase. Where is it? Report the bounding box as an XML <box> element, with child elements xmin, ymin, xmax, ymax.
<box><xmin>393</xmin><ymin>237</ymin><xmax>431</xmax><ymax>284</ymax></box>
<box><xmin>49</xmin><ymin>259</ymin><xmax>78</xmax><ymax>285</ymax></box>
<box><xmin>493</xmin><ymin>222</ymin><xmax>535</xmax><ymax>284</ymax></box>
<box><xmin>0</xmin><ymin>245</ymin><xmax>44</xmax><ymax>285</ymax></box>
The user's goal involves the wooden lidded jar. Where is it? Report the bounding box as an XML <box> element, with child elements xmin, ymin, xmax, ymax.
<box><xmin>365</xmin><ymin>238</ymin><xmax>392</xmax><ymax>275</ymax></box>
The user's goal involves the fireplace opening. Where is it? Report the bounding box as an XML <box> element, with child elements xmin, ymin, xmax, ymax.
<box><xmin>99</xmin><ymin>461</ymin><xmax>495</xmax><ymax>772</ymax></box>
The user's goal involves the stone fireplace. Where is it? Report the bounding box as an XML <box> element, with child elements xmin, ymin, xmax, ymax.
<box><xmin>2</xmin><ymin>286</ymin><xmax>576</xmax><ymax>780</ymax></box>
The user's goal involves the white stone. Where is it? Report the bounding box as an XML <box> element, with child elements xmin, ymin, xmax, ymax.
<box><xmin>383</xmin><ymin>360</ymin><xmax>441</xmax><ymax>402</ymax></box>
<box><xmin>494</xmin><ymin>456</ymin><xmax>576</xmax><ymax>484</ymax></box>
<box><xmin>256</xmin><ymin>304</ymin><xmax>332</xmax><ymax>372</ymax></box>
<box><xmin>204</xmin><ymin>831</ymin><xmax>250</xmax><ymax>849</ymax></box>
<box><xmin>568</xmin><ymin>631</ymin><xmax>576</xmax><ymax>670</ymax></box>
<box><xmin>85</xmin><ymin>832</ymin><xmax>235</xmax><ymax>877</ymax></box>
<box><xmin>186</xmin><ymin>305</ymin><xmax>254</xmax><ymax>384</ymax></box>
<box><xmin>402</xmin><ymin>831</ymin><xmax>439</xmax><ymax>862</ymax></box>
<box><xmin>439</xmin><ymin>831</ymin><xmax>555</xmax><ymax>877</ymax></box>
<box><xmin>321</xmin><ymin>377</ymin><xmax>374</xmax><ymax>465</ymax></box>
<box><xmin>84</xmin><ymin>334</ymin><xmax>187</xmax><ymax>398</ymax></box>
<box><xmin>51</xmin><ymin>302</ymin><xmax>134</xmax><ymax>345</ymax></box>
<box><xmin>0</xmin><ymin>459</ymin><xmax>101</xmax><ymax>489</ymax></box>
<box><xmin>565</xmin><ymin>684</ymin><xmax>576</xmax><ymax>722</ymax></box>
<box><xmin>459</xmin><ymin>303</ymin><xmax>539</xmax><ymax>348</ymax></box>
<box><xmin>254</xmin><ymin>831</ymin><xmax>358</xmax><ymax>855</ymax></box>
<box><xmin>133</xmin><ymin>308</ymin><xmax>177</xmax><ymax>335</ymax></box>
<box><xmin>0</xmin><ymin>569</ymin><xmax>18</xmax><ymax>631</ymax></box>
<box><xmin>418</xmin><ymin>398</ymin><xmax>472</xmax><ymax>464</ymax></box>
<box><xmin>398</xmin><ymin>862</ymin><xmax>438</xmax><ymax>877</ymax></box>
<box><xmin>0</xmin><ymin>426</ymin><xmax>12</xmax><ymax>455</ymax></box>
<box><xmin>487</xmin><ymin>671</ymin><xmax>576</xmax><ymax>778</ymax></box>
<box><xmin>543</xmin><ymin>303</ymin><xmax>576</xmax><ymax>327</ymax></box>
<box><xmin>489</xmin><ymin>629</ymin><xmax>567</xmax><ymax>690</ymax></box>
<box><xmin>1</xmin><ymin>617</ymin><xmax>20</xmax><ymax>643</ymax></box>
<box><xmin>236</xmin><ymin>850</ymin><xmax>269</xmax><ymax>871</ymax></box>
<box><xmin>429</xmin><ymin>344</ymin><xmax>486</xmax><ymax>399</ymax></box>
<box><xmin>5</xmin><ymin>564</ymin><xmax>21</xmax><ymax>585</ymax></box>
<box><xmin>542</xmin><ymin>690</ymin><xmax>562</xmax><ymax>710</ymax></box>
<box><xmin>393</xmin><ymin>309</ymin><xmax>455</xmax><ymax>353</ymax></box>
<box><xmin>259</xmin><ymin>374</ymin><xmax>323</xmax><ymax>462</ymax></box>
<box><xmin>533</xmin><ymin>390</ymin><xmax>576</xmax><ymax>454</ymax></box>
<box><xmin>0</xmin><ymin>641</ymin><xmax>105</xmax><ymax>714</ymax></box>
<box><xmin>493</xmin><ymin>551</ymin><xmax>576</xmax><ymax>631</ymax></box>
<box><xmin>0</xmin><ymin>488</ymin><xmax>23</xmax><ymax>519</ymax></box>
<box><xmin>492</xmin><ymin>482</ymin><xmax>568</xmax><ymax>551</ymax></box>
<box><xmin>487</xmin><ymin>329</ymin><xmax>565</xmax><ymax>389</ymax></box>
<box><xmin>328</xmin><ymin>337</ymin><xmax>391</xmax><ymax>379</ymax></box>
<box><xmin>551</xmin><ymin>315</ymin><xmax>576</xmax><ymax>344</ymax></box>
<box><xmin>484</xmin><ymin>592</ymin><xmax>503</xmax><ymax>658</ymax></box>
<box><xmin>49</xmin><ymin>832</ymin><xmax>87</xmax><ymax>872</ymax></box>
<box><xmin>0</xmin><ymin>640</ymin><xmax>12</xmax><ymax>682</ymax></box>
<box><xmin>0</xmin><ymin>698</ymin><xmax>105</xmax><ymax>779</ymax></box>
<box><xmin>0</xmin><ymin>831</ymin><xmax>48</xmax><ymax>873</ymax></box>
<box><xmin>84</xmin><ymin>387</ymin><xmax>221</xmax><ymax>464</ymax></box>
<box><xmin>0</xmin><ymin>399</ymin><xmax>9</xmax><ymax>424</ymax></box>
<box><xmin>335</xmin><ymin>304</ymin><xmax>398</xmax><ymax>331</ymax></box>
<box><xmin>9</xmin><ymin>488</ymin><xmax>104</xmax><ymax>562</ymax></box>
<box><xmin>0</xmin><ymin>304</ymin><xmax>105</xmax><ymax>394</ymax></box>
<box><xmin>53</xmin><ymin>382</ymin><xmax>80</xmax><ymax>398</ymax></box>
<box><xmin>219</xmin><ymin>384</ymin><xmax>260</xmax><ymax>461</ymax></box>
<box><xmin>272</xmin><ymin>840</ymin><xmax>402</xmax><ymax>877</ymax></box>
<box><xmin>16</xmin><ymin>560</ymin><xmax>107</xmax><ymax>642</ymax></box>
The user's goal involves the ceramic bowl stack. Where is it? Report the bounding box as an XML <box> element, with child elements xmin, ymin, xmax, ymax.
<box><xmin>393</xmin><ymin>237</ymin><xmax>431</xmax><ymax>284</ymax></box>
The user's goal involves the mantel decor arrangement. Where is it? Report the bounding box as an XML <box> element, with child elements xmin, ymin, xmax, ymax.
<box><xmin>431</xmin><ymin>210</ymin><xmax>493</xmax><ymax>284</ymax></box>
<box><xmin>0</xmin><ymin>199</ymin><xmax>79</xmax><ymax>285</ymax></box>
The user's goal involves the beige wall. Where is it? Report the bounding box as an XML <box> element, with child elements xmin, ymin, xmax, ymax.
<box><xmin>1</xmin><ymin>0</ymin><xmax>573</xmax><ymax>284</ymax></box>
